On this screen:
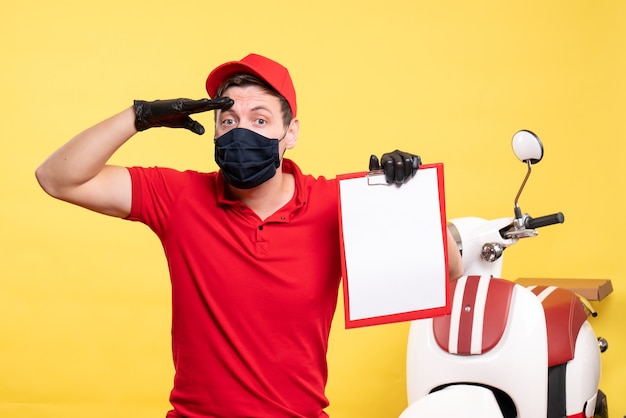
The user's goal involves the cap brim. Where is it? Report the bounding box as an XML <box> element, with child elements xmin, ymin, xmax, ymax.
<box><xmin>206</xmin><ymin>61</ymin><xmax>263</xmax><ymax>98</ymax></box>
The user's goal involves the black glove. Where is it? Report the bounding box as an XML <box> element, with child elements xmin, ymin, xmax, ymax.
<box><xmin>133</xmin><ymin>97</ymin><xmax>234</xmax><ymax>135</ymax></box>
<box><xmin>369</xmin><ymin>150</ymin><xmax>421</xmax><ymax>185</ymax></box>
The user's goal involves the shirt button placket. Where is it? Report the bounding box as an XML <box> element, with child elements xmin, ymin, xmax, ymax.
<box><xmin>255</xmin><ymin>223</ymin><xmax>268</xmax><ymax>256</ymax></box>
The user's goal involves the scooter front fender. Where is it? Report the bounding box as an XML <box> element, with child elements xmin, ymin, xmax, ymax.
<box><xmin>399</xmin><ymin>384</ymin><xmax>504</xmax><ymax>418</ymax></box>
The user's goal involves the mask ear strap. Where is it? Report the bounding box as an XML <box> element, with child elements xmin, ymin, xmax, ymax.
<box><xmin>279</xmin><ymin>119</ymin><xmax>298</xmax><ymax>142</ymax></box>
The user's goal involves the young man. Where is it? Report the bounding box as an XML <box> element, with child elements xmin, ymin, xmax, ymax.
<box><xmin>36</xmin><ymin>53</ymin><xmax>462</xmax><ymax>418</ymax></box>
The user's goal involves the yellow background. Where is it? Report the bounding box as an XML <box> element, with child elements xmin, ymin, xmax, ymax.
<box><xmin>1</xmin><ymin>0</ymin><xmax>624</xmax><ymax>417</ymax></box>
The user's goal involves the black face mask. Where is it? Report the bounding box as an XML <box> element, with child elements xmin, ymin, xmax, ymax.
<box><xmin>214</xmin><ymin>128</ymin><xmax>281</xmax><ymax>189</ymax></box>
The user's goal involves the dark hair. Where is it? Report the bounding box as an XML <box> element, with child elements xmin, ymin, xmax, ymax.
<box><xmin>216</xmin><ymin>73</ymin><xmax>293</xmax><ymax>128</ymax></box>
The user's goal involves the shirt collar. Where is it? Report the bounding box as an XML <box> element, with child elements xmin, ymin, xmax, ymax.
<box><xmin>216</xmin><ymin>159</ymin><xmax>306</xmax><ymax>210</ymax></box>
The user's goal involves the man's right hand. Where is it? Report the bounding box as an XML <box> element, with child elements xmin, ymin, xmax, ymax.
<box><xmin>133</xmin><ymin>97</ymin><xmax>234</xmax><ymax>135</ymax></box>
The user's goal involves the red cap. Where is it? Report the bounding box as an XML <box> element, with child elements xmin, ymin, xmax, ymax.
<box><xmin>206</xmin><ymin>53</ymin><xmax>297</xmax><ymax>117</ymax></box>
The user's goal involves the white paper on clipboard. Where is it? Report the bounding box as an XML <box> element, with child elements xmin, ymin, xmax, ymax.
<box><xmin>338</xmin><ymin>163</ymin><xmax>450</xmax><ymax>328</ymax></box>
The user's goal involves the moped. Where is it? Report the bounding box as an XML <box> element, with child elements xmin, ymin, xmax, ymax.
<box><xmin>399</xmin><ymin>130</ymin><xmax>609</xmax><ymax>418</ymax></box>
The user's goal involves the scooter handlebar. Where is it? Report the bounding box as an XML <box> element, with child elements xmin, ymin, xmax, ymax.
<box><xmin>525</xmin><ymin>212</ymin><xmax>565</xmax><ymax>229</ymax></box>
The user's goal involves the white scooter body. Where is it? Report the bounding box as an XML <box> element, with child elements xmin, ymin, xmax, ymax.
<box><xmin>404</xmin><ymin>273</ymin><xmax>548</xmax><ymax>417</ymax></box>
<box><xmin>401</xmin><ymin>218</ymin><xmax>602</xmax><ymax>418</ymax></box>
<box><xmin>400</xmin><ymin>131</ymin><xmax>604</xmax><ymax>418</ymax></box>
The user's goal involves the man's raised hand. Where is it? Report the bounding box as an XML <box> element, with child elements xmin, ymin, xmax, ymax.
<box><xmin>133</xmin><ymin>97</ymin><xmax>234</xmax><ymax>135</ymax></box>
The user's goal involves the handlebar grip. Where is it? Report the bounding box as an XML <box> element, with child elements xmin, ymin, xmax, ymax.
<box><xmin>525</xmin><ymin>212</ymin><xmax>565</xmax><ymax>229</ymax></box>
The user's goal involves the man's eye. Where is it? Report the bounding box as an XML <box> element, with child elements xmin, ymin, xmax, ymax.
<box><xmin>222</xmin><ymin>119</ymin><xmax>235</xmax><ymax>125</ymax></box>
<box><xmin>256</xmin><ymin>119</ymin><xmax>267</xmax><ymax>125</ymax></box>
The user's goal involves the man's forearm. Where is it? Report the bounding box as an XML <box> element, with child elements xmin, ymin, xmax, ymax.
<box><xmin>35</xmin><ymin>107</ymin><xmax>137</xmax><ymax>197</ymax></box>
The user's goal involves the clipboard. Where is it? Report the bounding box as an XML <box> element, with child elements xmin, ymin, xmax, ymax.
<box><xmin>338</xmin><ymin>163</ymin><xmax>450</xmax><ymax>328</ymax></box>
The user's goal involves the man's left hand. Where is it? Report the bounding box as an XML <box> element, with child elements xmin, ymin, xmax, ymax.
<box><xmin>369</xmin><ymin>150</ymin><xmax>421</xmax><ymax>185</ymax></box>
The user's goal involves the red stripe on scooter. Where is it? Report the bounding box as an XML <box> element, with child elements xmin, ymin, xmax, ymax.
<box><xmin>457</xmin><ymin>276</ymin><xmax>480</xmax><ymax>353</ymax></box>
<box><xmin>481</xmin><ymin>279</ymin><xmax>514</xmax><ymax>352</ymax></box>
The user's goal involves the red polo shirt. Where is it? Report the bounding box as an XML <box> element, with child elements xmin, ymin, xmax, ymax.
<box><xmin>126</xmin><ymin>159</ymin><xmax>342</xmax><ymax>418</ymax></box>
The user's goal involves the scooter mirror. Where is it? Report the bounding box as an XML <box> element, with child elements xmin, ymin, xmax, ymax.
<box><xmin>512</xmin><ymin>130</ymin><xmax>544</xmax><ymax>164</ymax></box>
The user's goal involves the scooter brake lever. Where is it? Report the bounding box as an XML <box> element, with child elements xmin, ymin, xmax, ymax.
<box><xmin>503</xmin><ymin>228</ymin><xmax>538</xmax><ymax>239</ymax></box>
